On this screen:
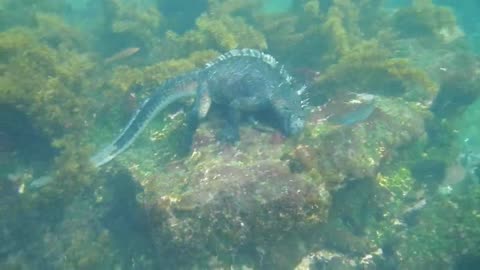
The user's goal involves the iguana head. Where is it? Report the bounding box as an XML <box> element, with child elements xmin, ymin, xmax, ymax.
<box><xmin>272</xmin><ymin>84</ymin><xmax>307</xmax><ymax>136</ymax></box>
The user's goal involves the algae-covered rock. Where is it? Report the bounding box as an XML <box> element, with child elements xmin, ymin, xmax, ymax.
<box><xmin>312</xmin><ymin>41</ymin><xmax>438</xmax><ymax>103</ymax></box>
<box><xmin>290</xmin><ymin>95</ymin><xmax>428</xmax><ymax>189</ymax></box>
<box><xmin>102</xmin><ymin>0</ymin><xmax>164</xmax><ymax>50</ymax></box>
<box><xmin>389</xmin><ymin>184</ymin><xmax>480</xmax><ymax>269</ymax></box>
<box><xmin>0</xmin><ymin>19</ymin><xmax>100</xmax><ymax>204</ymax></box>
<box><xmin>294</xmin><ymin>248</ymin><xmax>385</xmax><ymax>270</ymax></box>
<box><xmin>120</xmin><ymin>123</ymin><xmax>331</xmax><ymax>268</ymax></box>
<box><xmin>195</xmin><ymin>14</ymin><xmax>267</xmax><ymax>51</ymax></box>
<box><xmin>430</xmin><ymin>54</ymin><xmax>480</xmax><ymax>118</ymax></box>
<box><xmin>104</xmin><ymin>92</ymin><xmax>428</xmax><ymax>268</ymax></box>
<box><xmin>160</xmin><ymin>14</ymin><xmax>267</xmax><ymax>58</ymax></box>
<box><xmin>392</xmin><ymin>0</ymin><xmax>462</xmax><ymax>43</ymax></box>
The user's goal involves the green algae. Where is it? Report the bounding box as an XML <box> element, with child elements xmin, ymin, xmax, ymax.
<box><xmin>395</xmin><ymin>186</ymin><xmax>480</xmax><ymax>269</ymax></box>
<box><xmin>392</xmin><ymin>0</ymin><xmax>459</xmax><ymax>42</ymax></box>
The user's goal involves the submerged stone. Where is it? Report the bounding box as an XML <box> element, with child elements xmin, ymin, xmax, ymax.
<box><xmin>139</xmin><ymin>126</ymin><xmax>331</xmax><ymax>268</ymax></box>
<box><xmin>108</xmin><ymin>94</ymin><xmax>427</xmax><ymax>268</ymax></box>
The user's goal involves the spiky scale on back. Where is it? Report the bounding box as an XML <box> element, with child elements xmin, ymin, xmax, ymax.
<box><xmin>91</xmin><ymin>49</ymin><xmax>307</xmax><ymax>167</ymax></box>
<box><xmin>204</xmin><ymin>48</ymin><xmax>293</xmax><ymax>84</ymax></box>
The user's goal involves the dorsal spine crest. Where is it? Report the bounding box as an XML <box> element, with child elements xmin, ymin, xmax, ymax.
<box><xmin>205</xmin><ymin>49</ymin><xmax>294</xmax><ymax>84</ymax></box>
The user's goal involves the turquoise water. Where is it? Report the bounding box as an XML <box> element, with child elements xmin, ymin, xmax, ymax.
<box><xmin>1</xmin><ymin>1</ymin><xmax>480</xmax><ymax>269</ymax></box>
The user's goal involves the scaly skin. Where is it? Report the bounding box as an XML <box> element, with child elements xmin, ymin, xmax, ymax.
<box><xmin>91</xmin><ymin>48</ymin><xmax>307</xmax><ymax>167</ymax></box>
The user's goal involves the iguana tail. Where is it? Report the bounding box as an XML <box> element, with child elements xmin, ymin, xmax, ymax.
<box><xmin>90</xmin><ymin>73</ymin><xmax>200</xmax><ymax>168</ymax></box>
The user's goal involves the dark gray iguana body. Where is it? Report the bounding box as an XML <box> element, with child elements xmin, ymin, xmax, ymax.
<box><xmin>91</xmin><ymin>49</ymin><xmax>307</xmax><ymax>167</ymax></box>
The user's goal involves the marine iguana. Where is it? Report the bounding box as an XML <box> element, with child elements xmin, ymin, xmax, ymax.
<box><xmin>91</xmin><ymin>48</ymin><xmax>307</xmax><ymax>168</ymax></box>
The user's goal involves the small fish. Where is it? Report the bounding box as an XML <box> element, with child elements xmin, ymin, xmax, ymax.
<box><xmin>328</xmin><ymin>102</ymin><xmax>376</xmax><ymax>126</ymax></box>
<box><xmin>104</xmin><ymin>47</ymin><xmax>140</xmax><ymax>64</ymax></box>
<box><xmin>29</xmin><ymin>175</ymin><xmax>53</xmax><ymax>189</ymax></box>
<box><xmin>324</xmin><ymin>92</ymin><xmax>377</xmax><ymax>126</ymax></box>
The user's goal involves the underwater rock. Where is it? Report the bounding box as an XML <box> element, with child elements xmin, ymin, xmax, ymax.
<box><xmin>107</xmin><ymin>93</ymin><xmax>428</xmax><ymax>268</ymax></box>
<box><xmin>137</xmin><ymin>125</ymin><xmax>331</xmax><ymax>268</ymax></box>
<box><xmin>391</xmin><ymin>1</ymin><xmax>458</xmax><ymax>42</ymax></box>
<box><xmin>294</xmin><ymin>248</ymin><xmax>384</xmax><ymax>270</ymax></box>
<box><xmin>430</xmin><ymin>70</ymin><xmax>480</xmax><ymax>118</ymax></box>
<box><xmin>291</xmin><ymin>95</ymin><xmax>428</xmax><ymax>189</ymax></box>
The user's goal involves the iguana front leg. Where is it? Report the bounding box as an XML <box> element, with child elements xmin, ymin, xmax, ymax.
<box><xmin>217</xmin><ymin>107</ymin><xmax>241</xmax><ymax>143</ymax></box>
<box><xmin>178</xmin><ymin>82</ymin><xmax>210</xmax><ymax>155</ymax></box>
